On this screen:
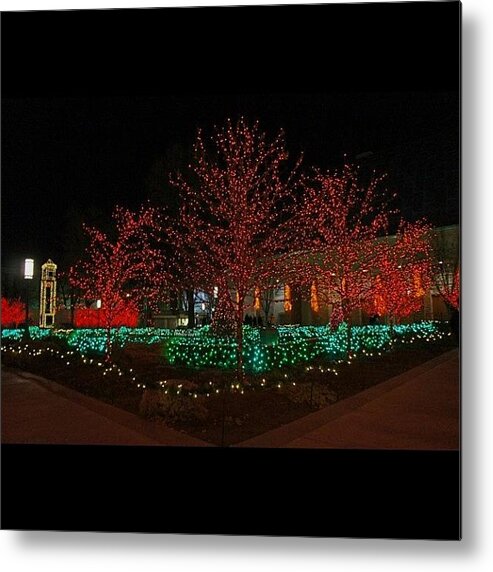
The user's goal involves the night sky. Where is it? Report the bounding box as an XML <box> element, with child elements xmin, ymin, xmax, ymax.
<box><xmin>1</xmin><ymin>3</ymin><xmax>460</xmax><ymax>281</ymax></box>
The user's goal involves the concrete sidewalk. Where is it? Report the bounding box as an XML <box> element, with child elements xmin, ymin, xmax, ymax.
<box><xmin>1</xmin><ymin>368</ymin><xmax>209</xmax><ymax>447</ymax></box>
<box><xmin>239</xmin><ymin>349</ymin><xmax>460</xmax><ymax>450</ymax></box>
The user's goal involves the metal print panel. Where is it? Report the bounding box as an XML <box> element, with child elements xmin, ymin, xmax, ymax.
<box><xmin>1</xmin><ymin>1</ymin><xmax>460</xmax><ymax>539</ymax></box>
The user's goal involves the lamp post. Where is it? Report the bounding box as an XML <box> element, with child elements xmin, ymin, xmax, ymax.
<box><xmin>24</xmin><ymin>258</ymin><xmax>34</xmax><ymax>339</ymax></box>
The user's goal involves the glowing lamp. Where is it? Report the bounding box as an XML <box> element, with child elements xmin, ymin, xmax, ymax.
<box><xmin>24</xmin><ymin>258</ymin><xmax>34</xmax><ymax>280</ymax></box>
<box><xmin>96</xmin><ymin>299</ymin><xmax>102</xmax><ymax>309</ymax></box>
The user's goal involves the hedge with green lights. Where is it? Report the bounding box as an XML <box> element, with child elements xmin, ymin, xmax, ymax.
<box><xmin>163</xmin><ymin>322</ymin><xmax>443</xmax><ymax>373</ymax></box>
<box><xmin>0</xmin><ymin>327</ymin><xmax>52</xmax><ymax>342</ymax></box>
<box><xmin>1</xmin><ymin>321</ymin><xmax>445</xmax><ymax>373</ymax></box>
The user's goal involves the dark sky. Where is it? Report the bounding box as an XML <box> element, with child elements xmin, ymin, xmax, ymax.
<box><xmin>1</xmin><ymin>92</ymin><xmax>459</xmax><ymax>255</ymax></box>
<box><xmin>1</xmin><ymin>3</ymin><xmax>460</xmax><ymax>279</ymax></box>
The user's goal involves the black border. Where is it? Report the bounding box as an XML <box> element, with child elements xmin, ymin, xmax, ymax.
<box><xmin>1</xmin><ymin>445</ymin><xmax>460</xmax><ymax>538</ymax></box>
<box><xmin>1</xmin><ymin>2</ymin><xmax>460</xmax><ymax>97</ymax></box>
<box><xmin>1</xmin><ymin>2</ymin><xmax>461</xmax><ymax>538</ymax></box>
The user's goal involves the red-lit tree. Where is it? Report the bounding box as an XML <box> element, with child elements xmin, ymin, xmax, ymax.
<box><xmin>297</xmin><ymin>163</ymin><xmax>397</xmax><ymax>349</ymax></box>
<box><xmin>69</xmin><ymin>205</ymin><xmax>168</xmax><ymax>356</ymax></box>
<box><xmin>432</xmin><ymin>227</ymin><xmax>460</xmax><ymax>311</ymax></box>
<box><xmin>73</xmin><ymin>304</ymin><xmax>140</xmax><ymax>328</ymax></box>
<box><xmin>1</xmin><ymin>297</ymin><xmax>26</xmax><ymax>328</ymax></box>
<box><xmin>364</xmin><ymin>220</ymin><xmax>433</xmax><ymax>326</ymax></box>
<box><xmin>438</xmin><ymin>266</ymin><xmax>460</xmax><ymax>311</ymax></box>
<box><xmin>167</xmin><ymin>208</ymin><xmax>219</xmax><ymax>330</ymax></box>
<box><xmin>170</xmin><ymin>118</ymin><xmax>303</xmax><ymax>381</ymax></box>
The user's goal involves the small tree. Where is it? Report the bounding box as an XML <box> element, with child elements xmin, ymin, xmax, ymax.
<box><xmin>364</xmin><ymin>221</ymin><xmax>433</xmax><ymax>327</ymax></box>
<box><xmin>432</xmin><ymin>227</ymin><xmax>460</xmax><ymax>311</ymax></box>
<box><xmin>1</xmin><ymin>297</ymin><xmax>26</xmax><ymax>328</ymax></box>
<box><xmin>298</xmin><ymin>163</ymin><xmax>397</xmax><ymax>350</ymax></box>
<box><xmin>69</xmin><ymin>205</ymin><xmax>167</xmax><ymax>356</ymax></box>
<box><xmin>171</xmin><ymin>118</ymin><xmax>303</xmax><ymax>381</ymax></box>
<box><xmin>439</xmin><ymin>267</ymin><xmax>460</xmax><ymax>311</ymax></box>
<box><xmin>167</xmin><ymin>217</ymin><xmax>215</xmax><ymax>330</ymax></box>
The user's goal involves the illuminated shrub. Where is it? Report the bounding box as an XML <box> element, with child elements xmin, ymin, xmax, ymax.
<box><xmin>162</xmin><ymin>322</ymin><xmax>441</xmax><ymax>373</ymax></box>
<box><xmin>73</xmin><ymin>305</ymin><xmax>139</xmax><ymax>328</ymax></box>
<box><xmin>1</xmin><ymin>298</ymin><xmax>26</xmax><ymax>327</ymax></box>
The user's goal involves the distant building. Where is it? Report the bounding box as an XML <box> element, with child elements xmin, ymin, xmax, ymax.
<box><xmin>242</xmin><ymin>224</ymin><xmax>459</xmax><ymax>327</ymax></box>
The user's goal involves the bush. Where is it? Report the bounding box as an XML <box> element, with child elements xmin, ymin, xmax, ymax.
<box><xmin>1</xmin><ymin>298</ymin><xmax>26</xmax><ymax>327</ymax></box>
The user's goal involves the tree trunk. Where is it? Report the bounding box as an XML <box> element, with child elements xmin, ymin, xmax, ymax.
<box><xmin>291</xmin><ymin>285</ymin><xmax>302</xmax><ymax>324</ymax></box>
<box><xmin>347</xmin><ymin>317</ymin><xmax>352</xmax><ymax>357</ymax></box>
<box><xmin>105</xmin><ymin>326</ymin><xmax>112</xmax><ymax>361</ymax></box>
<box><xmin>262</xmin><ymin>290</ymin><xmax>273</xmax><ymax>327</ymax></box>
<box><xmin>186</xmin><ymin>289</ymin><xmax>195</xmax><ymax>328</ymax></box>
<box><xmin>169</xmin><ymin>290</ymin><xmax>178</xmax><ymax>314</ymax></box>
<box><xmin>389</xmin><ymin>317</ymin><xmax>395</xmax><ymax>344</ymax></box>
<box><xmin>70</xmin><ymin>303</ymin><xmax>75</xmax><ymax>328</ymax></box>
<box><xmin>211</xmin><ymin>283</ymin><xmax>235</xmax><ymax>336</ymax></box>
<box><xmin>236</xmin><ymin>299</ymin><xmax>244</xmax><ymax>384</ymax></box>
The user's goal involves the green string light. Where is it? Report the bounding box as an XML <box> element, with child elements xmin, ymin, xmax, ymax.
<box><xmin>2</xmin><ymin>321</ymin><xmax>445</xmax><ymax>375</ymax></box>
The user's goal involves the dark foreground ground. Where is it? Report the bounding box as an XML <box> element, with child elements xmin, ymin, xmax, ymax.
<box><xmin>1</xmin><ymin>343</ymin><xmax>459</xmax><ymax>449</ymax></box>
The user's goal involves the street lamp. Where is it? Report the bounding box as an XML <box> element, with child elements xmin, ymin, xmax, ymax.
<box><xmin>24</xmin><ymin>258</ymin><xmax>34</xmax><ymax>339</ymax></box>
<box><xmin>24</xmin><ymin>258</ymin><xmax>34</xmax><ymax>280</ymax></box>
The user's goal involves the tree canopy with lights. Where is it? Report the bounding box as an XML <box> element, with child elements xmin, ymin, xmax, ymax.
<box><xmin>432</xmin><ymin>228</ymin><xmax>460</xmax><ymax>311</ymax></box>
<box><xmin>363</xmin><ymin>220</ymin><xmax>433</xmax><ymax>325</ymax></box>
<box><xmin>170</xmin><ymin>118</ymin><xmax>303</xmax><ymax>379</ymax></box>
<box><xmin>69</xmin><ymin>205</ymin><xmax>167</xmax><ymax>355</ymax></box>
<box><xmin>294</xmin><ymin>163</ymin><xmax>397</xmax><ymax>346</ymax></box>
<box><xmin>1</xmin><ymin>297</ymin><xmax>26</xmax><ymax>328</ymax></box>
<box><xmin>61</xmin><ymin>118</ymin><xmax>442</xmax><ymax>372</ymax></box>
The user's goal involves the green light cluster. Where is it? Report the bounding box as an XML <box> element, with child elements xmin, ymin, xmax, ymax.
<box><xmin>52</xmin><ymin>326</ymin><xmax>206</xmax><ymax>355</ymax></box>
<box><xmin>56</xmin><ymin>325</ymin><xmax>261</xmax><ymax>355</ymax></box>
<box><xmin>2</xmin><ymin>322</ymin><xmax>444</xmax><ymax>374</ymax></box>
<box><xmin>1</xmin><ymin>327</ymin><xmax>52</xmax><ymax>341</ymax></box>
<box><xmin>163</xmin><ymin>321</ymin><xmax>444</xmax><ymax>373</ymax></box>
<box><xmin>1</xmin><ymin>322</ymin><xmax>449</xmax><ymax>398</ymax></box>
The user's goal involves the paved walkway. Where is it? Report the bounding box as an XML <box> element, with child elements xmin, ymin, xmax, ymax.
<box><xmin>1</xmin><ymin>368</ymin><xmax>209</xmax><ymax>446</ymax></box>
<box><xmin>239</xmin><ymin>349</ymin><xmax>460</xmax><ymax>450</ymax></box>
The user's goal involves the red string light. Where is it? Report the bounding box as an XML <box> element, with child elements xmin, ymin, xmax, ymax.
<box><xmin>169</xmin><ymin>118</ymin><xmax>303</xmax><ymax>378</ymax></box>
<box><xmin>363</xmin><ymin>221</ymin><xmax>434</xmax><ymax>323</ymax></box>
<box><xmin>69</xmin><ymin>205</ymin><xmax>168</xmax><ymax>353</ymax></box>
<box><xmin>294</xmin><ymin>163</ymin><xmax>398</xmax><ymax>327</ymax></box>
<box><xmin>1</xmin><ymin>297</ymin><xmax>26</xmax><ymax>327</ymax></box>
